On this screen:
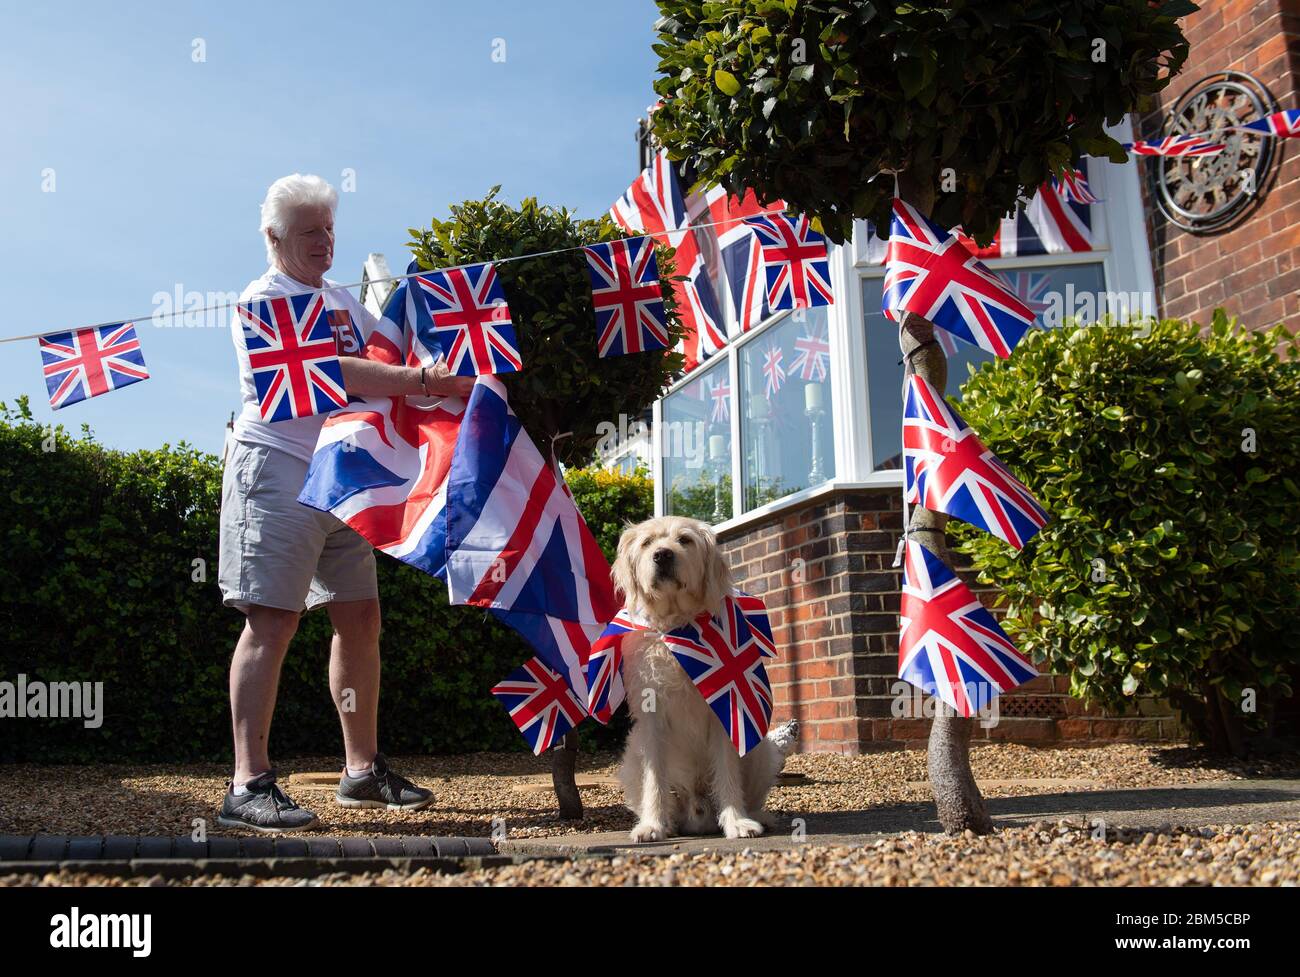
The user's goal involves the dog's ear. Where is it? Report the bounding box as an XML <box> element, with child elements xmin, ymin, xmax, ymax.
<box><xmin>701</xmin><ymin>526</ymin><xmax>733</xmax><ymax>613</ymax></box>
<box><xmin>611</xmin><ymin>525</ymin><xmax>640</xmax><ymax>605</ymax></box>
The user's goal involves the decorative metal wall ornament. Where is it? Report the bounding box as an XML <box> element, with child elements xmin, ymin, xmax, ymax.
<box><xmin>1154</xmin><ymin>71</ymin><xmax>1280</xmax><ymax>234</ymax></box>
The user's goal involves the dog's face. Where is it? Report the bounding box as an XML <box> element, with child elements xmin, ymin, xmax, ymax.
<box><xmin>612</xmin><ymin>516</ymin><xmax>732</xmax><ymax>628</ymax></box>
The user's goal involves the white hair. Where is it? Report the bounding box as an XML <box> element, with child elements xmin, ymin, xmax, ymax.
<box><xmin>259</xmin><ymin>173</ymin><xmax>338</xmax><ymax>264</ymax></box>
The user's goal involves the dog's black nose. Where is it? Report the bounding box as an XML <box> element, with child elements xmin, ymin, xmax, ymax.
<box><xmin>652</xmin><ymin>548</ymin><xmax>675</xmax><ymax>568</ymax></box>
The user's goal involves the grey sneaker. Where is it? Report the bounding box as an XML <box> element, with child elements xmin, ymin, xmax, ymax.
<box><xmin>216</xmin><ymin>770</ymin><xmax>319</xmax><ymax>833</ymax></box>
<box><xmin>336</xmin><ymin>754</ymin><xmax>434</xmax><ymax>811</ymax></box>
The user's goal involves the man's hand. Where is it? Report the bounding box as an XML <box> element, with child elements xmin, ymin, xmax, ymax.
<box><xmin>422</xmin><ymin>362</ymin><xmax>476</xmax><ymax>399</ymax></box>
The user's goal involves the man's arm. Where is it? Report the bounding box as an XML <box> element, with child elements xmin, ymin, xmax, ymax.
<box><xmin>339</xmin><ymin>357</ymin><xmax>475</xmax><ymax>398</ymax></box>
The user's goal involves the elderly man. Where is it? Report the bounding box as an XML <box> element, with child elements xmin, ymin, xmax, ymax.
<box><xmin>217</xmin><ymin>173</ymin><xmax>472</xmax><ymax>832</ymax></box>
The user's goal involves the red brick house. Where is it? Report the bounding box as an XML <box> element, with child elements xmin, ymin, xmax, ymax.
<box><xmin>610</xmin><ymin>4</ymin><xmax>1298</xmax><ymax>752</ymax></box>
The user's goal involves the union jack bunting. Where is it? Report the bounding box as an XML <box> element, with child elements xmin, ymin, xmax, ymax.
<box><xmin>237</xmin><ymin>293</ymin><xmax>347</xmax><ymax>422</ymax></box>
<box><xmin>742</xmin><ymin>213</ymin><xmax>834</xmax><ymax>311</ymax></box>
<box><xmin>697</xmin><ymin>185</ymin><xmax>787</xmax><ymax>335</ymax></box>
<box><xmin>39</xmin><ymin>322</ymin><xmax>150</xmax><ymax>410</ymax></box>
<box><xmin>584</xmin><ymin>237</ymin><xmax>669</xmax><ymax>357</ymax></box>
<box><xmin>883</xmin><ymin>199</ymin><xmax>1036</xmax><ymax>359</ymax></box>
<box><xmin>790</xmin><ymin>328</ymin><xmax>829</xmax><ymax>382</ymax></box>
<box><xmin>762</xmin><ymin>342</ymin><xmax>786</xmax><ymax>399</ymax></box>
<box><xmin>708</xmin><ymin>374</ymin><xmax>731</xmax><ymax>425</ymax></box>
<box><xmin>491</xmin><ymin>656</ymin><xmax>589</xmax><ymax>755</ymax></box>
<box><xmin>903</xmin><ymin>374</ymin><xmax>1049</xmax><ymax>550</ymax></box>
<box><xmin>663</xmin><ymin>607</ymin><xmax>773</xmax><ymax>755</ymax></box>
<box><xmin>412</xmin><ymin>262</ymin><xmax>521</xmax><ymax>376</ymax></box>
<box><xmin>898</xmin><ymin>539</ymin><xmax>1037</xmax><ymax>717</ymax></box>
<box><xmin>1051</xmin><ymin>167</ymin><xmax>1100</xmax><ymax>205</ymax></box>
<box><xmin>584</xmin><ymin>609</ymin><xmax>648</xmax><ymax>723</ymax></box>
<box><xmin>1234</xmin><ymin>109</ymin><xmax>1300</xmax><ymax>137</ymax></box>
<box><xmin>1123</xmin><ymin>134</ymin><xmax>1225</xmax><ymax>156</ymax></box>
<box><xmin>610</xmin><ymin>150</ymin><xmax>726</xmax><ymax>371</ymax></box>
<box><xmin>995</xmin><ymin>271</ymin><xmax>1053</xmax><ymax>321</ymax></box>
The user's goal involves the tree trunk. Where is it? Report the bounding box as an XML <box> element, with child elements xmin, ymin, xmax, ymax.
<box><xmin>551</xmin><ymin>731</ymin><xmax>584</xmax><ymax>820</ymax></box>
<box><xmin>897</xmin><ymin>172</ymin><xmax>993</xmax><ymax>835</ymax></box>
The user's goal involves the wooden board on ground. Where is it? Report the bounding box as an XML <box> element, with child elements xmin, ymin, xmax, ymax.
<box><xmin>511</xmin><ymin>774</ymin><xmax>620</xmax><ymax>794</ymax></box>
<box><xmin>287</xmin><ymin>772</ymin><xmax>343</xmax><ymax>788</ymax></box>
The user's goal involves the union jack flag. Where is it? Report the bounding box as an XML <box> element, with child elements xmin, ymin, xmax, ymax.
<box><xmin>491</xmin><ymin>656</ymin><xmax>589</xmax><ymax>754</ymax></box>
<box><xmin>762</xmin><ymin>342</ymin><xmax>786</xmax><ymax>399</ymax></box>
<box><xmin>996</xmin><ymin>271</ymin><xmax>1053</xmax><ymax>321</ymax></box>
<box><xmin>584</xmin><ymin>609</ymin><xmax>645</xmax><ymax>723</ymax></box>
<box><xmin>584</xmin><ymin>237</ymin><xmax>669</xmax><ymax>357</ymax></box>
<box><xmin>1234</xmin><ymin>109</ymin><xmax>1300</xmax><ymax>137</ymax></box>
<box><xmin>742</xmin><ymin>214</ymin><xmax>834</xmax><ymax>311</ymax></box>
<box><xmin>789</xmin><ymin>328</ymin><xmax>829</xmax><ymax>382</ymax></box>
<box><xmin>708</xmin><ymin>374</ymin><xmax>731</xmax><ymax>425</ymax></box>
<box><xmin>903</xmin><ymin>374</ymin><xmax>1049</xmax><ymax>550</ymax></box>
<box><xmin>1051</xmin><ymin>167</ymin><xmax>1100</xmax><ymax>205</ymax></box>
<box><xmin>663</xmin><ymin>607</ymin><xmax>773</xmax><ymax>755</ymax></box>
<box><xmin>39</xmin><ymin>322</ymin><xmax>150</xmax><ymax>410</ymax></box>
<box><xmin>728</xmin><ymin>592</ymin><xmax>777</xmax><ymax>658</ymax></box>
<box><xmin>413</xmin><ymin>262</ymin><xmax>521</xmax><ymax>376</ymax></box>
<box><xmin>883</xmin><ymin>199</ymin><xmax>1035</xmax><ymax>359</ymax></box>
<box><xmin>899</xmin><ymin>539</ymin><xmax>1037</xmax><ymax>717</ymax></box>
<box><xmin>237</xmin><ymin>292</ymin><xmax>347</xmax><ymax>422</ymax></box>
<box><xmin>611</xmin><ymin>151</ymin><xmax>726</xmax><ymax>371</ymax></box>
<box><xmin>697</xmin><ymin>185</ymin><xmax>787</xmax><ymax>334</ymax></box>
<box><xmin>1123</xmin><ymin>134</ymin><xmax>1225</xmax><ymax>156</ymax></box>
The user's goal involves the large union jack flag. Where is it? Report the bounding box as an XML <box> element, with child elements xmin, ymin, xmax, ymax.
<box><xmin>1051</xmin><ymin>167</ymin><xmax>1100</xmax><ymax>205</ymax></box>
<box><xmin>904</xmin><ymin>374</ymin><xmax>1049</xmax><ymax>550</ymax></box>
<box><xmin>664</xmin><ymin>602</ymin><xmax>774</xmax><ymax>755</ymax></box>
<box><xmin>611</xmin><ymin>151</ymin><xmax>726</xmax><ymax>371</ymax></box>
<box><xmin>413</xmin><ymin>262</ymin><xmax>521</xmax><ymax>376</ymax></box>
<box><xmin>584</xmin><ymin>238</ymin><xmax>669</xmax><ymax>357</ymax></box>
<box><xmin>491</xmin><ymin>656</ymin><xmax>589</xmax><ymax>754</ymax></box>
<box><xmin>883</xmin><ymin>199</ymin><xmax>1035</xmax><ymax>359</ymax></box>
<box><xmin>742</xmin><ymin>214</ymin><xmax>834</xmax><ymax>311</ymax></box>
<box><xmin>1234</xmin><ymin>109</ymin><xmax>1300</xmax><ymax>137</ymax></box>
<box><xmin>899</xmin><ymin>539</ymin><xmax>1037</xmax><ymax>717</ymax></box>
<box><xmin>39</xmin><ymin>322</ymin><xmax>150</xmax><ymax>410</ymax></box>
<box><xmin>790</xmin><ymin>328</ymin><xmax>829</xmax><ymax>382</ymax></box>
<box><xmin>238</xmin><ymin>293</ymin><xmax>347</xmax><ymax>422</ymax></box>
<box><xmin>1123</xmin><ymin>134</ymin><xmax>1225</xmax><ymax>156</ymax></box>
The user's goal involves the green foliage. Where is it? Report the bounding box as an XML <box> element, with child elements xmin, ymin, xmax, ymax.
<box><xmin>951</xmin><ymin>314</ymin><xmax>1300</xmax><ymax>735</ymax></box>
<box><xmin>406</xmin><ymin>188</ymin><xmax>685</xmax><ymax>466</ymax></box>
<box><xmin>0</xmin><ymin>401</ymin><xmax>649</xmax><ymax>762</ymax></box>
<box><xmin>650</xmin><ymin>0</ymin><xmax>1195</xmax><ymax>241</ymax></box>
<box><xmin>563</xmin><ymin>465</ymin><xmax>654</xmax><ymax>561</ymax></box>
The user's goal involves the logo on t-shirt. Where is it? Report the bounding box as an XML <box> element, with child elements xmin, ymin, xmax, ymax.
<box><xmin>327</xmin><ymin>309</ymin><xmax>362</xmax><ymax>356</ymax></box>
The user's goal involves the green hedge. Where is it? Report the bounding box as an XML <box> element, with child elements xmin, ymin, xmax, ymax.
<box><xmin>0</xmin><ymin>399</ymin><xmax>650</xmax><ymax>763</ymax></box>
<box><xmin>953</xmin><ymin>313</ymin><xmax>1300</xmax><ymax>750</ymax></box>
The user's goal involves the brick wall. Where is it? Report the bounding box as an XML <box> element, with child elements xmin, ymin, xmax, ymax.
<box><xmin>1139</xmin><ymin>0</ymin><xmax>1300</xmax><ymax>330</ymax></box>
<box><xmin>717</xmin><ymin>488</ymin><xmax>1182</xmax><ymax>752</ymax></box>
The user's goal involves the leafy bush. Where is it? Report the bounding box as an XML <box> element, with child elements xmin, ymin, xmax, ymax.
<box><xmin>563</xmin><ymin>465</ymin><xmax>654</xmax><ymax>560</ymax></box>
<box><xmin>953</xmin><ymin>314</ymin><xmax>1300</xmax><ymax>752</ymax></box>
<box><xmin>0</xmin><ymin>400</ymin><xmax>648</xmax><ymax>762</ymax></box>
<box><xmin>650</xmin><ymin>0</ymin><xmax>1194</xmax><ymax>241</ymax></box>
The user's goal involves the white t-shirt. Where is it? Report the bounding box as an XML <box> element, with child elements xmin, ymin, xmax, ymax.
<box><xmin>229</xmin><ymin>267</ymin><xmax>378</xmax><ymax>462</ymax></box>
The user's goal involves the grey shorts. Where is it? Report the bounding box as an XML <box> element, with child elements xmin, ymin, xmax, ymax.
<box><xmin>218</xmin><ymin>439</ymin><xmax>378</xmax><ymax>613</ymax></box>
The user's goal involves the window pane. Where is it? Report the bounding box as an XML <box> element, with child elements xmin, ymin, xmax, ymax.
<box><xmin>662</xmin><ymin>360</ymin><xmax>732</xmax><ymax>522</ymax></box>
<box><xmin>863</xmin><ymin>261</ymin><xmax>1107</xmax><ymax>471</ymax></box>
<box><xmin>738</xmin><ymin>309</ymin><xmax>835</xmax><ymax>512</ymax></box>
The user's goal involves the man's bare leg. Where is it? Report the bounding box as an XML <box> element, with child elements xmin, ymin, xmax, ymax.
<box><xmin>229</xmin><ymin>605</ymin><xmax>300</xmax><ymax>784</ymax></box>
<box><xmin>327</xmin><ymin>598</ymin><xmax>382</xmax><ymax>771</ymax></box>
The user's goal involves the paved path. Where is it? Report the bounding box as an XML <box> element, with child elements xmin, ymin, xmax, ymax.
<box><xmin>499</xmin><ymin>779</ymin><xmax>1300</xmax><ymax>857</ymax></box>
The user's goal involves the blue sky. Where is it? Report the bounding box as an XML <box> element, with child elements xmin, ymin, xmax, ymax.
<box><xmin>0</xmin><ymin>0</ymin><xmax>659</xmax><ymax>456</ymax></box>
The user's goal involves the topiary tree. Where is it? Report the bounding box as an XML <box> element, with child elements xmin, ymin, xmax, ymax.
<box><xmin>649</xmin><ymin>0</ymin><xmax>1194</xmax><ymax>832</ymax></box>
<box><xmin>954</xmin><ymin>313</ymin><xmax>1300</xmax><ymax>757</ymax></box>
<box><xmin>406</xmin><ymin>189</ymin><xmax>685</xmax><ymax>816</ymax></box>
<box><xmin>406</xmin><ymin>188</ymin><xmax>684</xmax><ymax>466</ymax></box>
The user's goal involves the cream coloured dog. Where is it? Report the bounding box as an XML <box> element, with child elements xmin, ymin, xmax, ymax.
<box><xmin>612</xmin><ymin>516</ymin><xmax>798</xmax><ymax>842</ymax></box>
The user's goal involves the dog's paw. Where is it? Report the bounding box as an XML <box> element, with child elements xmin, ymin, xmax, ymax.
<box><xmin>719</xmin><ymin>810</ymin><xmax>766</xmax><ymax>839</ymax></box>
<box><xmin>630</xmin><ymin>821</ymin><xmax>667</xmax><ymax>843</ymax></box>
<box><xmin>768</xmin><ymin>719</ymin><xmax>799</xmax><ymax>757</ymax></box>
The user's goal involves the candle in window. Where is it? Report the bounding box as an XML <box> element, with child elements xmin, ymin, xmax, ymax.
<box><xmin>750</xmin><ymin>394</ymin><xmax>767</xmax><ymax>419</ymax></box>
<box><xmin>709</xmin><ymin>434</ymin><xmax>726</xmax><ymax>461</ymax></box>
<box><xmin>805</xmin><ymin>381</ymin><xmax>824</xmax><ymax>412</ymax></box>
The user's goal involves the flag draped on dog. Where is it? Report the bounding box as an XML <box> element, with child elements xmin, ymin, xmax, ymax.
<box><xmin>585</xmin><ymin>593</ymin><xmax>777</xmax><ymax>755</ymax></box>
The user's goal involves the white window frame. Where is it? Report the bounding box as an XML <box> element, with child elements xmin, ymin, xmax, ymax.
<box><xmin>653</xmin><ymin>117</ymin><xmax>1155</xmax><ymax>534</ymax></box>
